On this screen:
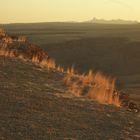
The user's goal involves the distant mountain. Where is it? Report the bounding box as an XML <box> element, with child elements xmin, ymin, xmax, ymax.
<box><xmin>86</xmin><ymin>17</ymin><xmax>139</xmax><ymax>24</ymax></box>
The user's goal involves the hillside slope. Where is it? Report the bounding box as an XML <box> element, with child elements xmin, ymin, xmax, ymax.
<box><xmin>0</xmin><ymin>56</ymin><xmax>140</xmax><ymax>140</ymax></box>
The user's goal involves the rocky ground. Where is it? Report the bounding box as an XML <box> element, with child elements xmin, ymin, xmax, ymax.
<box><xmin>0</xmin><ymin>56</ymin><xmax>140</xmax><ymax>140</ymax></box>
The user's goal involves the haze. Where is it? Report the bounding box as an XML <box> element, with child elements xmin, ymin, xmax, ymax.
<box><xmin>0</xmin><ymin>0</ymin><xmax>140</xmax><ymax>23</ymax></box>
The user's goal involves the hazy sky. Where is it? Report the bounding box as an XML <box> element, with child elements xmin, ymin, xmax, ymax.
<box><xmin>0</xmin><ymin>0</ymin><xmax>140</xmax><ymax>23</ymax></box>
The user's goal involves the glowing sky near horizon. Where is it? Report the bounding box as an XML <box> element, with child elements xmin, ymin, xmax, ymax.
<box><xmin>0</xmin><ymin>0</ymin><xmax>140</xmax><ymax>23</ymax></box>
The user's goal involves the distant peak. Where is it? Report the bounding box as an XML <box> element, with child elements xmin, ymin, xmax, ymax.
<box><xmin>86</xmin><ymin>17</ymin><xmax>139</xmax><ymax>24</ymax></box>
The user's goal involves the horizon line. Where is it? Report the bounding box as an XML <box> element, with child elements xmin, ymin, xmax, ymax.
<box><xmin>0</xmin><ymin>18</ymin><xmax>139</xmax><ymax>25</ymax></box>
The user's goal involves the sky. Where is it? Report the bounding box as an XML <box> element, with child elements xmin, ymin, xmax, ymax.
<box><xmin>0</xmin><ymin>0</ymin><xmax>140</xmax><ymax>23</ymax></box>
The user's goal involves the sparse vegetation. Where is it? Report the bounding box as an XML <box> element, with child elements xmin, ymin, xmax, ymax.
<box><xmin>64</xmin><ymin>69</ymin><xmax>120</xmax><ymax>106</ymax></box>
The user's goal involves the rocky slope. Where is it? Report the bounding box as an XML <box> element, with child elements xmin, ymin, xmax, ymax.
<box><xmin>0</xmin><ymin>56</ymin><xmax>140</xmax><ymax>140</ymax></box>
